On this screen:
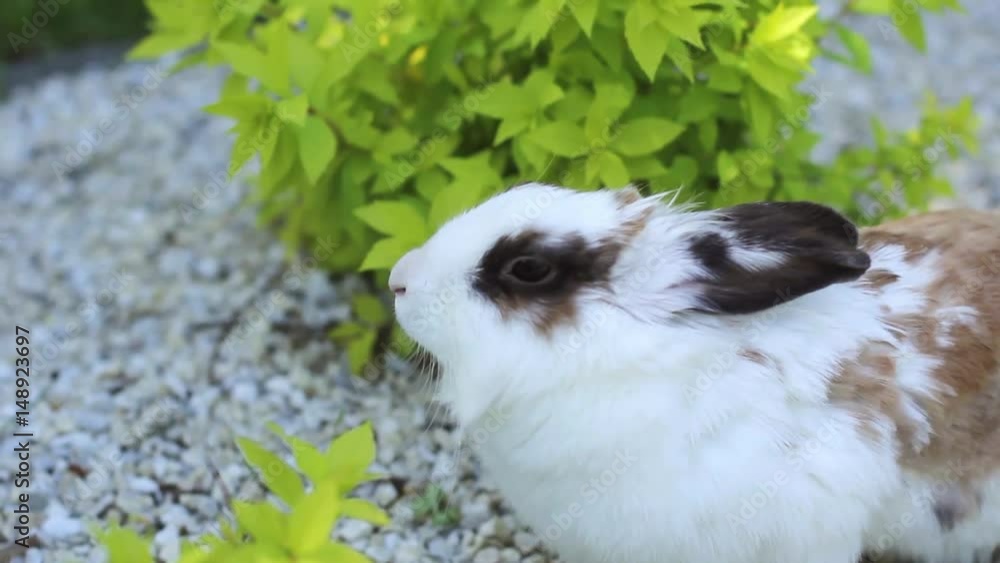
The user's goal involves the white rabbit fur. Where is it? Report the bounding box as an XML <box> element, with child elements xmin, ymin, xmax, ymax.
<box><xmin>391</xmin><ymin>183</ymin><xmax>1000</xmax><ymax>563</ymax></box>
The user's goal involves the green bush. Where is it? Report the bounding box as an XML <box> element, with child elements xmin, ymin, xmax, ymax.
<box><xmin>96</xmin><ymin>422</ymin><xmax>386</xmax><ymax>562</ymax></box>
<box><xmin>3</xmin><ymin>0</ymin><xmax>148</xmax><ymax>60</ymax></box>
<box><xmin>130</xmin><ymin>0</ymin><xmax>977</xmax><ymax>367</ymax></box>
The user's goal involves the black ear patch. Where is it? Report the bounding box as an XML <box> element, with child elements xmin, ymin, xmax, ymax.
<box><xmin>689</xmin><ymin>202</ymin><xmax>871</xmax><ymax>314</ymax></box>
<box><xmin>473</xmin><ymin>230</ymin><xmax>622</xmax><ymax>332</ymax></box>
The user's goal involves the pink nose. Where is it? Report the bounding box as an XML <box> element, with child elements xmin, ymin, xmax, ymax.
<box><xmin>389</xmin><ymin>248</ymin><xmax>420</xmax><ymax>297</ymax></box>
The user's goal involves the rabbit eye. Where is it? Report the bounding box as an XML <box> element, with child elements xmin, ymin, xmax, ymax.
<box><xmin>502</xmin><ymin>255</ymin><xmax>556</xmax><ymax>286</ymax></box>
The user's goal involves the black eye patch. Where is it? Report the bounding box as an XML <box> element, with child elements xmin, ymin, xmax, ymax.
<box><xmin>472</xmin><ymin>230</ymin><xmax>622</xmax><ymax>332</ymax></box>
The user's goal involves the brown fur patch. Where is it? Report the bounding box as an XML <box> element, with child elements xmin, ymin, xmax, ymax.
<box><xmin>619</xmin><ymin>203</ymin><xmax>654</xmax><ymax>242</ymax></box>
<box><xmin>473</xmin><ymin>230</ymin><xmax>623</xmax><ymax>334</ymax></box>
<box><xmin>860</xmin><ymin>230</ymin><xmax>933</xmax><ymax>263</ymax></box>
<box><xmin>932</xmin><ymin>483</ymin><xmax>983</xmax><ymax>531</ymax></box>
<box><xmin>828</xmin><ymin>340</ymin><xmax>913</xmax><ymax>446</ymax></box>
<box><xmin>859</xmin><ymin>269</ymin><xmax>902</xmax><ymax>292</ymax></box>
<box><xmin>852</xmin><ymin>211</ymin><xmax>1000</xmax><ymax>488</ymax></box>
<box><xmin>613</xmin><ymin>186</ymin><xmax>642</xmax><ymax>208</ymax></box>
<box><xmin>471</xmin><ymin>201</ymin><xmax>655</xmax><ymax>335</ymax></box>
<box><xmin>739</xmin><ymin>348</ymin><xmax>769</xmax><ymax>365</ymax></box>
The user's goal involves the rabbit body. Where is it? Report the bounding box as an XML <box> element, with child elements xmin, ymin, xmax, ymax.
<box><xmin>390</xmin><ymin>185</ymin><xmax>1000</xmax><ymax>563</ymax></box>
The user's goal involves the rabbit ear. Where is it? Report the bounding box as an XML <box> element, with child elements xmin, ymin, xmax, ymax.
<box><xmin>687</xmin><ymin>202</ymin><xmax>871</xmax><ymax>314</ymax></box>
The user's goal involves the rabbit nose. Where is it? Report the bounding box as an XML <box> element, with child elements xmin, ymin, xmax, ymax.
<box><xmin>389</xmin><ymin>248</ymin><xmax>421</xmax><ymax>296</ymax></box>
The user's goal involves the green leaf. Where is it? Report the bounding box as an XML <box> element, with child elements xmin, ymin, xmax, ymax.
<box><xmin>746</xmin><ymin>84</ymin><xmax>776</xmax><ymax>144</ymax></box>
<box><xmin>658</xmin><ymin>7</ymin><xmax>711</xmax><ymax>49</ymax></box>
<box><xmin>625</xmin><ymin>5</ymin><xmax>668</xmax><ymax>81</ymax></box>
<box><xmin>677</xmin><ymin>87</ymin><xmax>720</xmax><ymax>123</ymax></box>
<box><xmin>326</xmin><ymin>422</ymin><xmax>377</xmax><ymax>484</ymax></box>
<box><xmin>378</xmin><ymin>129</ymin><xmax>420</xmax><ymax>156</ymax></box>
<box><xmin>527</xmin><ymin>121</ymin><xmax>589</xmax><ymax>157</ymax></box>
<box><xmin>706</xmin><ymin>64</ymin><xmax>744</xmax><ymax>93</ymax></box>
<box><xmin>625</xmin><ymin>156</ymin><xmax>670</xmax><ymax>178</ymax></box>
<box><xmin>203</xmin><ymin>95</ymin><xmax>271</xmax><ymax>122</ymax></box>
<box><xmin>360</xmin><ymin>237</ymin><xmax>414</xmax><ymax>271</ymax></box>
<box><xmin>127</xmin><ymin>31</ymin><xmax>204</xmax><ymax>60</ymax></box>
<box><xmin>553</xmin><ymin>87</ymin><xmax>596</xmax><ymax>122</ymax></box>
<box><xmin>226</xmin><ymin>129</ymin><xmax>258</xmax><ymax>178</ymax></box>
<box><xmin>415</xmin><ymin>169</ymin><xmax>450</xmax><ymax>201</ymax></box>
<box><xmin>663</xmin><ymin>155</ymin><xmax>699</xmax><ymax>188</ymax></box>
<box><xmin>595</xmin><ymin>151</ymin><xmax>630</xmax><ymax>187</ymax></box>
<box><xmin>590</xmin><ymin>24</ymin><xmax>625</xmax><ymax>67</ymax></box>
<box><xmin>352</xmin><ymin>294</ymin><xmax>390</xmax><ymax>326</ymax></box>
<box><xmin>717</xmin><ymin>151</ymin><xmax>740</xmax><ymax>183</ymax></box>
<box><xmin>266</xmin><ymin>423</ymin><xmax>330</xmax><ymax>484</ymax></box>
<box><xmin>852</xmin><ymin>0</ymin><xmax>890</xmax><ymax>13</ymax></box>
<box><xmin>833</xmin><ymin>24</ymin><xmax>872</xmax><ymax>73</ymax></box>
<box><xmin>218</xmin><ymin>0</ymin><xmax>266</xmax><ymax>21</ymax></box>
<box><xmin>586</xmin><ymin>80</ymin><xmax>633</xmax><ymax>139</ymax></box>
<box><xmin>429</xmin><ymin>181</ymin><xmax>485</xmax><ymax>228</ymax></box>
<box><xmin>221</xmin><ymin>73</ymin><xmax>249</xmax><ymax>98</ymax></box>
<box><xmin>175</xmin><ymin>541</ymin><xmax>215</xmax><ymax>563</ymax></box>
<box><xmin>891</xmin><ymin>0</ymin><xmax>926</xmax><ymax>51</ymax></box>
<box><xmin>277</xmin><ymin>95</ymin><xmax>309</xmax><ymax>126</ymax></box>
<box><xmin>346</xmin><ymin>327</ymin><xmax>377</xmax><ymax>376</ymax></box>
<box><xmin>356</xmin><ymin>64</ymin><xmax>400</xmax><ymax>105</ymax></box>
<box><xmin>473</xmin><ymin>80</ymin><xmax>527</xmax><ymax>119</ymax></box>
<box><xmin>747</xmin><ymin>48</ymin><xmax>800</xmax><ymax>100</ymax></box>
<box><xmin>439</xmin><ymin>152</ymin><xmax>504</xmax><ymax>188</ymax></box>
<box><xmin>698</xmin><ymin>119</ymin><xmax>718</xmax><ymax>152</ymax></box>
<box><xmin>569</xmin><ymin>0</ymin><xmax>599</xmax><ymax>36</ymax></box>
<box><xmin>550</xmin><ymin>15</ymin><xmax>582</xmax><ymax>52</ymax></box>
<box><xmin>286</xmin><ymin>480</ymin><xmax>341</xmax><ymax>555</ymax></box>
<box><xmin>213</xmin><ymin>41</ymin><xmax>289</xmax><ymax>95</ymax></box>
<box><xmin>514</xmin><ymin>136</ymin><xmax>552</xmax><ymax>172</ymax></box>
<box><xmin>495</xmin><ymin>117</ymin><xmax>532</xmax><ymax>144</ymax></box>
<box><xmin>354</xmin><ymin>201</ymin><xmax>428</xmax><ymax>240</ymax></box>
<box><xmin>234</xmin><ymin>501</ymin><xmax>286</xmax><ymax>545</ymax></box>
<box><xmin>612</xmin><ymin>118</ymin><xmax>686</xmax><ymax>156</ymax></box>
<box><xmin>236</xmin><ymin>437</ymin><xmax>305</xmax><ymax>506</ymax></box>
<box><xmin>751</xmin><ymin>4</ymin><xmax>819</xmax><ymax>44</ymax></box>
<box><xmin>584</xmin><ymin>152</ymin><xmax>602</xmax><ymax>182</ymax></box>
<box><xmin>531</xmin><ymin>0</ymin><xmax>568</xmax><ymax>46</ymax></box>
<box><xmin>99</xmin><ymin>525</ymin><xmax>153</xmax><ymax>563</ymax></box>
<box><xmin>664</xmin><ymin>36</ymin><xmax>694</xmax><ymax>81</ymax></box>
<box><xmin>259</xmin><ymin>124</ymin><xmax>298</xmax><ymax>195</ymax></box>
<box><xmin>308</xmin><ymin>543</ymin><xmax>373</xmax><ymax>563</ymax></box>
<box><xmin>341</xmin><ymin>498</ymin><xmax>391</xmax><ymax>526</ymax></box>
<box><xmin>522</xmin><ymin>70</ymin><xmax>566</xmax><ymax>109</ymax></box>
<box><xmin>298</xmin><ymin>116</ymin><xmax>338</xmax><ymax>183</ymax></box>
<box><xmin>289</xmin><ymin>33</ymin><xmax>325</xmax><ymax>94</ymax></box>
<box><xmin>329</xmin><ymin>321</ymin><xmax>365</xmax><ymax>342</ymax></box>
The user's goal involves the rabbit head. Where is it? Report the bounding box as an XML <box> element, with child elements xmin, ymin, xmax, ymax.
<box><xmin>390</xmin><ymin>183</ymin><xmax>871</xmax><ymax>422</ymax></box>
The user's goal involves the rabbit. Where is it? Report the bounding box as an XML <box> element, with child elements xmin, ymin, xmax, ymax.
<box><xmin>389</xmin><ymin>183</ymin><xmax>1000</xmax><ymax>563</ymax></box>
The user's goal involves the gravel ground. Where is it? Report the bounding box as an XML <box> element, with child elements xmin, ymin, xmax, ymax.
<box><xmin>0</xmin><ymin>3</ymin><xmax>997</xmax><ymax>562</ymax></box>
<box><xmin>809</xmin><ymin>0</ymin><xmax>1000</xmax><ymax>208</ymax></box>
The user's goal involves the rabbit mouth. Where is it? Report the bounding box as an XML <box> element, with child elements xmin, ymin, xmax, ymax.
<box><xmin>393</xmin><ymin>290</ymin><xmax>461</xmax><ymax>363</ymax></box>
<box><xmin>407</xmin><ymin>346</ymin><xmax>442</xmax><ymax>384</ymax></box>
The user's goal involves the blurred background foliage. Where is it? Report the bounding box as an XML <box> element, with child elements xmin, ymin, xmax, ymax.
<box><xmin>2</xmin><ymin>0</ymin><xmax>148</xmax><ymax>60</ymax></box>
<box><xmin>1</xmin><ymin>0</ymin><xmax>149</xmax><ymax>95</ymax></box>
